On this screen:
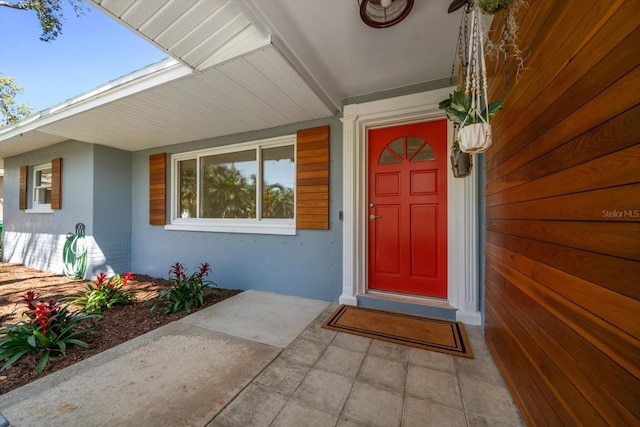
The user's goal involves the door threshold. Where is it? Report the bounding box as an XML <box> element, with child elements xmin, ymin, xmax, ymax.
<box><xmin>365</xmin><ymin>290</ymin><xmax>454</xmax><ymax>309</ymax></box>
<box><xmin>358</xmin><ymin>291</ymin><xmax>457</xmax><ymax>321</ymax></box>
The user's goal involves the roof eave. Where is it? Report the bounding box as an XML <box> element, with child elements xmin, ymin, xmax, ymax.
<box><xmin>0</xmin><ymin>58</ymin><xmax>188</xmax><ymax>143</ymax></box>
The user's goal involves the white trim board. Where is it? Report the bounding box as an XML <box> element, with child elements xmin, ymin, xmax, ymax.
<box><xmin>340</xmin><ymin>88</ymin><xmax>481</xmax><ymax>325</ymax></box>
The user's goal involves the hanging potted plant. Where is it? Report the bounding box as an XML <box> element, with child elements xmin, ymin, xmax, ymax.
<box><xmin>439</xmin><ymin>89</ymin><xmax>503</xmax><ymax>154</ymax></box>
<box><xmin>439</xmin><ymin>90</ymin><xmax>502</xmax><ymax>175</ymax></box>
<box><xmin>482</xmin><ymin>0</ymin><xmax>528</xmax><ymax>85</ymax></box>
<box><xmin>450</xmin><ymin>131</ymin><xmax>473</xmax><ymax>178</ymax></box>
<box><xmin>449</xmin><ymin>0</ymin><xmax>527</xmax><ymax>83</ymax></box>
<box><xmin>477</xmin><ymin>0</ymin><xmax>513</xmax><ymax>14</ymax></box>
<box><xmin>440</xmin><ymin>2</ymin><xmax>504</xmax><ymax>156</ymax></box>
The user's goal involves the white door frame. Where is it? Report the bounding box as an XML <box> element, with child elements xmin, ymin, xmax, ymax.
<box><xmin>340</xmin><ymin>88</ymin><xmax>481</xmax><ymax>325</ymax></box>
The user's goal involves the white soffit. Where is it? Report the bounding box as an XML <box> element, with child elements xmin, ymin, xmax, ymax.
<box><xmin>0</xmin><ymin>0</ymin><xmax>335</xmax><ymax>158</ymax></box>
<box><xmin>0</xmin><ymin>46</ymin><xmax>332</xmax><ymax>155</ymax></box>
<box><xmin>93</xmin><ymin>0</ymin><xmax>268</xmax><ymax>71</ymax></box>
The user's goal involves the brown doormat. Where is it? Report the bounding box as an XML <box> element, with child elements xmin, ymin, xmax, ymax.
<box><xmin>322</xmin><ymin>305</ymin><xmax>473</xmax><ymax>358</ymax></box>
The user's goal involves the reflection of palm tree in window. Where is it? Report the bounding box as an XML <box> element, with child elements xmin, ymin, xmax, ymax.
<box><xmin>263</xmin><ymin>183</ymin><xmax>294</xmax><ymax>219</ymax></box>
<box><xmin>201</xmin><ymin>164</ymin><xmax>256</xmax><ymax>218</ymax></box>
<box><xmin>180</xmin><ymin>167</ymin><xmax>197</xmax><ymax>218</ymax></box>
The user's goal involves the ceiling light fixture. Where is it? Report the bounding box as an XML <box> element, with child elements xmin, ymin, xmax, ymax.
<box><xmin>359</xmin><ymin>0</ymin><xmax>414</xmax><ymax>29</ymax></box>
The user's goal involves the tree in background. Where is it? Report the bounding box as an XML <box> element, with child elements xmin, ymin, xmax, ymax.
<box><xmin>201</xmin><ymin>164</ymin><xmax>256</xmax><ymax>219</ymax></box>
<box><xmin>0</xmin><ymin>0</ymin><xmax>86</xmax><ymax>42</ymax></box>
<box><xmin>0</xmin><ymin>73</ymin><xmax>33</xmax><ymax>126</ymax></box>
<box><xmin>0</xmin><ymin>1</ymin><xmax>88</xmax><ymax>123</ymax></box>
<box><xmin>263</xmin><ymin>184</ymin><xmax>294</xmax><ymax>219</ymax></box>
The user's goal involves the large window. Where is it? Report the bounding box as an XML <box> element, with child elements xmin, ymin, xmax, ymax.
<box><xmin>169</xmin><ymin>135</ymin><xmax>296</xmax><ymax>235</ymax></box>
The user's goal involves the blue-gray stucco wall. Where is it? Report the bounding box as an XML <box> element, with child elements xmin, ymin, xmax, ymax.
<box><xmin>2</xmin><ymin>141</ymin><xmax>132</xmax><ymax>276</ymax></box>
<box><xmin>3</xmin><ymin>141</ymin><xmax>94</xmax><ymax>236</ymax></box>
<box><xmin>131</xmin><ymin>117</ymin><xmax>343</xmax><ymax>301</ymax></box>
<box><xmin>2</xmin><ymin>141</ymin><xmax>95</xmax><ymax>273</ymax></box>
<box><xmin>91</xmin><ymin>144</ymin><xmax>133</xmax><ymax>274</ymax></box>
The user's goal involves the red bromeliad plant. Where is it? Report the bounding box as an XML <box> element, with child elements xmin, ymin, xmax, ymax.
<box><xmin>169</xmin><ymin>262</ymin><xmax>188</xmax><ymax>282</ymax></box>
<box><xmin>23</xmin><ymin>291</ymin><xmax>60</xmax><ymax>335</ymax></box>
<box><xmin>152</xmin><ymin>262</ymin><xmax>216</xmax><ymax>315</ymax></box>
<box><xmin>31</xmin><ymin>301</ymin><xmax>58</xmax><ymax>335</ymax></box>
<box><xmin>68</xmin><ymin>271</ymin><xmax>137</xmax><ymax>313</ymax></box>
<box><xmin>1</xmin><ymin>292</ymin><xmax>98</xmax><ymax>373</ymax></box>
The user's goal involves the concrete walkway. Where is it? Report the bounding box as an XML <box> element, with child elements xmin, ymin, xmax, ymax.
<box><xmin>0</xmin><ymin>291</ymin><xmax>523</xmax><ymax>426</ymax></box>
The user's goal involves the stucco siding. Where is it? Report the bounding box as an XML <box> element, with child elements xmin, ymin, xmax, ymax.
<box><xmin>91</xmin><ymin>144</ymin><xmax>133</xmax><ymax>275</ymax></box>
<box><xmin>1</xmin><ymin>141</ymin><xmax>132</xmax><ymax>277</ymax></box>
<box><xmin>0</xmin><ymin>175</ymin><xmax>4</xmax><ymax>223</ymax></box>
<box><xmin>131</xmin><ymin>117</ymin><xmax>343</xmax><ymax>301</ymax></box>
<box><xmin>2</xmin><ymin>141</ymin><xmax>94</xmax><ymax>274</ymax></box>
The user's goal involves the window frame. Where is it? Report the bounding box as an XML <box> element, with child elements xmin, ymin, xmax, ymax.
<box><xmin>167</xmin><ymin>134</ymin><xmax>297</xmax><ymax>235</ymax></box>
<box><xmin>26</xmin><ymin>163</ymin><xmax>54</xmax><ymax>213</ymax></box>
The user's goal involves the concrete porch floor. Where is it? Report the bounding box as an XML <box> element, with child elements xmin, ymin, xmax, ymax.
<box><xmin>211</xmin><ymin>304</ymin><xmax>524</xmax><ymax>427</ymax></box>
<box><xmin>0</xmin><ymin>291</ymin><xmax>523</xmax><ymax>426</ymax></box>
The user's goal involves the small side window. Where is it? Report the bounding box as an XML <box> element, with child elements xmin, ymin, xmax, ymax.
<box><xmin>33</xmin><ymin>163</ymin><xmax>52</xmax><ymax>209</ymax></box>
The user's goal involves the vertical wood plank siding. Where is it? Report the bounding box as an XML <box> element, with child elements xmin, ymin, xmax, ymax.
<box><xmin>296</xmin><ymin>125</ymin><xmax>330</xmax><ymax>230</ymax></box>
<box><xmin>484</xmin><ymin>1</ymin><xmax>640</xmax><ymax>425</ymax></box>
<box><xmin>19</xmin><ymin>165</ymin><xmax>28</xmax><ymax>210</ymax></box>
<box><xmin>51</xmin><ymin>158</ymin><xmax>62</xmax><ymax>209</ymax></box>
<box><xmin>149</xmin><ymin>153</ymin><xmax>167</xmax><ymax>225</ymax></box>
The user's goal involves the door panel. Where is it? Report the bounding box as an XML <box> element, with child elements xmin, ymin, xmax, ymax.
<box><xmin>376</xmin><ymin>173</ymin><xmax>401</xmax><ymax>196</ymax></box>
<box><xmin>375</xmin><ymin>205</ymin><xmax>401</xmax><ymax>274</ymax></box>
<box><xmin>410</xmin><ymin>205</ymin><xmax>438</xmax><ymax>278</ymax></box>
<box><xmin>368</xmin><ymin>120</ymin><xmax>447</xmax><ymax>298</ymax></box>
<box><xmin>410</xmin><ymin>170</ymin><xmax>437</xmax><ymax>194</ymax></box>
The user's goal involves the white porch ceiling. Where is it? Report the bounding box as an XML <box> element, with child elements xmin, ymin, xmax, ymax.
<box><xmin>244</xmin><ymin>0</ymin><xmax>462</xmax><ymax>103</ymax></box>
<box><xmin>0</xmin><ymin>0</ymin><xmax>464</xmax><ymax>159</ymax></box>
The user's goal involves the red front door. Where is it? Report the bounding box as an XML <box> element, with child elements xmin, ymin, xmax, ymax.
<box><xmin>367</xmin><ymin>120</ymin><xmax>448</xmax><ymax>298</ymax></box>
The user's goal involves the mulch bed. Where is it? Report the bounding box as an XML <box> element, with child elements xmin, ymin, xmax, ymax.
<box><xmin>0</xmin><ymin>263</ymin><xmax>241</xmax><ymax>395</ymax></box>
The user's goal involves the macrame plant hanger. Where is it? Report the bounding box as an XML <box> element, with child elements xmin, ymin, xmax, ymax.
<box><xmin>449</xmin><ymin>4</ymin><xmax>473</xmax><ymax>177</ymax></box>
<box><xmin>458</xmin><ymin>3</ymin><xmax>493</xmax><ymax>154</ymax></box>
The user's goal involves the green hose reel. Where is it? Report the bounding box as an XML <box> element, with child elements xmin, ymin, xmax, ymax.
<box><xmin>63</xmin><ymin>223</ymin><xmax>87</xmax><ymax>280</ymax></box>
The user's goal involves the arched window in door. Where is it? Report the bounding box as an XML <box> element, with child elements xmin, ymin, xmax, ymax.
<box><xmin>378</xmin><ymin>136</ymin><xmax>435</xmax><ymax>165</ymax></box>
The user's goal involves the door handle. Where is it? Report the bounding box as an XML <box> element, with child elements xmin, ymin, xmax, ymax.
<box><xmin>369</xmin><ymin>215</ymin><xmax>381</xmax><ymax>220</ymax></box>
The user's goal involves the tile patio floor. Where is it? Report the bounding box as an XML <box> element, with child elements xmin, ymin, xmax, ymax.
<box><xmin>209</xmin><ymin>304</ymin><xmax>524</xmax><ymax>427</ymax></box>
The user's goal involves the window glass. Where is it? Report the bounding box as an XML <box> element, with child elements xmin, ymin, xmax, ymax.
<box><xmin>178</xmin><ymin>159</ymin><xmax>197</xmax><ymax>218</ymax></box>
<box><xmin>407</xmin><ymin>137</ymin><xmax>423</xmax><ymax>157</ymax></box>
<box><xmin>36</xmin><ymin>168</ymin><xmax>52</xmax><ymax>187</ymax></box>
<box><xmin>262</xmin><ymin>146</ymin><xmax>295</xmax><ymax>219</ymax></box>
<box><xmin>378</xmin><ymin>136</ymin><xmax>435</xmax><ymax>164</ymax></box>
<box><xmin>410</xmin><ymin>144</ymin><xmax>435</xmax><ymax>162</ymax></box>
<box><xmin>379</xmin><ymin>148</ymin><xmax>401</xmax><ymax>165</ymax></box>
<box><xmin>388</xmin><ymin>137</ymin><xmax>405</xmax><ymax>158</ymax></box>
<box><xmin>33</xmin><ymin>165</ymin><xmax>52</xmax><ymax>206</ymax></box>
<box><xmin>199</xmin><ymin>150</ymin><xmax>257</xmax><ymax>219</ymax></box>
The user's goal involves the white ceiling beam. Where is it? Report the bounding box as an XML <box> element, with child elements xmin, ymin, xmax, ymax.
<box><xmin>237</xmin><ymin>0</ymin><xmax>343</xmax><ymax>114</ymax></box>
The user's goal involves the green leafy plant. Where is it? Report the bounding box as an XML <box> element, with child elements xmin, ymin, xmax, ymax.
<box><xmin>478</xmin><ymin>0</ymin><xmax>514</xmax><ymax>14</ymax></box>
<box><xmin>151</xmin><ymin>262</ymin><xmax>215</xmax><ymax>315</ymax></box>
<box><xmin>0</xmin><ymin>291</ymin><xmax>98</xmax><ymax>373</ymax></box>
<box><xmin>439</xmin><ymin>90</ymin><xmax>503</xmax><ymax>127</ymax></box>
<box><xmin>439</xmin><ymin>91</ymin><xmax>502</xmax><ymax>153</ymax></box>
<box><xmin>68</xmin><ymin>272</ymin><xmax>137</xmax><ymax>313</ymax></box>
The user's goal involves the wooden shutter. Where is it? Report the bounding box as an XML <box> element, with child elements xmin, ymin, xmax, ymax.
<box><xmin>296</xmin><ymin>125</ymin><xmax>330</xmax><ymax>230</ymax></box>
<box><xmin>51</xmin><ymin>158</ymin><xmax>62</xmax><ymax>209</ymax></box>
<box><xmin>19</xmin><ymin>165</ymin><xmax>28</xmax><ymax>210</ymax></box>
<box><xmin>149</xmin><ymin>153</ymin><xmax>167</xmax><ymax>225</ymax></box>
